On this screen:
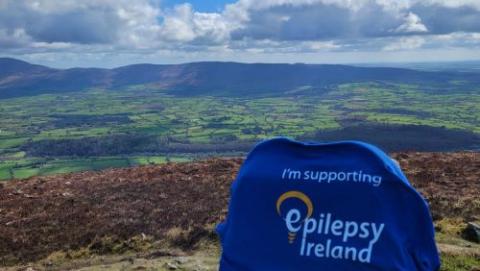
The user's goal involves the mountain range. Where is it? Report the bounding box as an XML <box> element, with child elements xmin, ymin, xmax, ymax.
<box><xmin>1</xmin><ymin>57</ymin><xmax>479</xmax><ymax>98</ymax></box>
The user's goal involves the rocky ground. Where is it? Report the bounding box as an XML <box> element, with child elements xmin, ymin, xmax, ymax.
<box><xmin>0</xmin><ymin>152</ymin><xmax>479</xmax><ymax>271</ymax></box>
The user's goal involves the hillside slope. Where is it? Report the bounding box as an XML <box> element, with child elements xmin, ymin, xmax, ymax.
<box><xmin>0</xmin><ymin>152</ymin><xmax>479</xmax><ymax>270</ymax></box>
<box><xmin>1</xmin><ymin>58</ymin><xmax>479</xmax><ymax>98</ymax></box>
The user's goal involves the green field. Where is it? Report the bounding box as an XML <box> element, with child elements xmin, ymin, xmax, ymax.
<box><xmin>1</xmin><ymin>83</ymin><xmax>479</xmax><ymax>180</ymax></box>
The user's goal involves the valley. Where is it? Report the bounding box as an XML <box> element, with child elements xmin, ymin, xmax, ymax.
<box><xmin>2</xmin><ymin>1</ymin><xmax>479</xmax><ymax>270</ymax></box>
<box><xmin>1</xmin><ymin>81</ymin><xmax>479</xmax><ymax>180</ymax></box>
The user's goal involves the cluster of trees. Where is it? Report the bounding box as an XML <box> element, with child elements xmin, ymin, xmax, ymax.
<box><xmin>21</xmin><ymin>134</ymin><xmax>254</xmax><ymax>157</ymax></box>
<box><xmin>301</xmin><ymin>123</ymin><xmax>480</xmax><ymax>152</ymax></box>
<box><xmin>20</xmin><ymin>123</ymin><xmax>480</xmax><ymax>158</ymax></box>
<box><xmin>49</xmin><ymin>114</ymin><xmax>132</xmax><ymax>129</ymax></box>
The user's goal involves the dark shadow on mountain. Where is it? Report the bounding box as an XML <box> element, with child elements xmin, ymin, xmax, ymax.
<box><xmin>301</xmin><ymin>124</ymin><xmax>480</xmax><ymax>152</ymax></box>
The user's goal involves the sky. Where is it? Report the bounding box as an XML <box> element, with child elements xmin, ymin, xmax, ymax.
<box><xmin>0</xmin><ymin>0</ymin><xmax>480</xmax><ymax>68</ymax></box>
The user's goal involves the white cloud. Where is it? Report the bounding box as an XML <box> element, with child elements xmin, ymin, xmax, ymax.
<box><xmin>307</xmin><ymin>41</ymin><xmax>341</xmax><ymax>50</ymax></box>
<box><xmin>421</xmin><ymin>0</ymin><xmax>480</xmax><ymax>10</ymax></box>
<box><xmin>394</xmin><ymin>12</ymin><xmax>428</xmax><ymax>33</ymax></box>
<box><xmin>0</xmin><ymin>0</ymin><xmax>479</xmax><ymax>65</ymax></box>
<box><xmin>159</xmin><ymin>4</ymin><xmax>197</xmax><ymax>42</ymax></box>
<box><xmin>383</xmin><ymin>36</ymin><xmax>425</xmax><ymax>51</ymax></box>
<box><xmin>158</xmin><ymin>4</ymin><xmax>230</xmax><ymax>44</ymax></box>
<box><xmin>31</xmin><ymin>41</ymin><xmax>73</xmax><ymax>49</ymax></box>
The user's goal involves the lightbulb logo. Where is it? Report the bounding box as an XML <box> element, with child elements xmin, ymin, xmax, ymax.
<box><xmin>276</xmin><ymin>191</ymin><xmax>314</xmax><ymax>244</ymax></box>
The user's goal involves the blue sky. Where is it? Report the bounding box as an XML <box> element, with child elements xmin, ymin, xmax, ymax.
<box><xmin>162</xmin><ymin>0</ymin><xmax>236</xmax><ymax>12</ymax></box>
<box><xmin>0</xmin><ymin>0</ymin><xmax>479</xmax><ymax>68</ymax></box>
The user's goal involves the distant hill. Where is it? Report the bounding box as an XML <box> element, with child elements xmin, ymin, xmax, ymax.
<box><xmin>0</xmin><ymin>58</ymin><xmax>54</xmax><ymax>78</ymax></box>
<box><xmin>1</xmin><ymin>58</ymin><xmax>479</xmax><ymax>98</ymax></box>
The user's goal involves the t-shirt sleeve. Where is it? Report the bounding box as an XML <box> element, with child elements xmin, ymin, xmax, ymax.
<box><xmin>409</xmin><ymin>199</ymin><xmax>441</xmax><ymax>271</ymax></box>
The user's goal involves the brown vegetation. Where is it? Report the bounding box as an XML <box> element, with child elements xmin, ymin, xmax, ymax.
<box><xmin>0</xmin><ymin>152</ymin><xmax>478</xmax><ymax>265</ymax></box>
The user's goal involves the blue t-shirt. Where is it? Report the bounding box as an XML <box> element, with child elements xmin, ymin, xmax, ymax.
<box><xmin>217</xmin><ymin>138</ymin><xmax>440</xmax><ymax>271</ymax></box>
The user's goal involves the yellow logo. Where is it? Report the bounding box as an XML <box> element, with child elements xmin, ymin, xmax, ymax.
<box><xmin>275</xmin><ymin>191</ymin><xmax>385</xmax><ymax>263</ymax></box>
<box><xmin>276</xmin><ymin>191</ymin><xmax>314</xmax><ymax>244</ymax></box>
